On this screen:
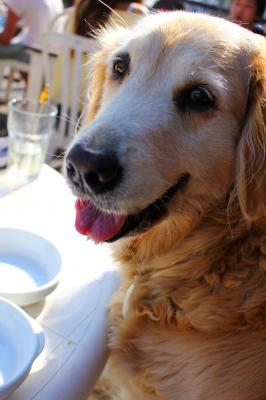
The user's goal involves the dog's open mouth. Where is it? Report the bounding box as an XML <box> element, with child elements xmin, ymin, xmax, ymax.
<box><xmin>75</xmin><ymin>173</ymin><xmax>190</xmax><ymax>243</ymax></box>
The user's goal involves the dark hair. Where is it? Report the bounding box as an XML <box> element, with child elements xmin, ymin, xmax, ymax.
<box><xmin>75</xmin><ymin>0</ymin><xmax>142</xmax><ymax>37</ymax></box>
<box><xmin>255</xmin><ymin>0</ymin><xmax>265</xmax><ymax>18</ymax></box>
<box><xmin>153</xmin><ymin>0</ymin><xmax>183</xmax><ymax>11</ymax></box>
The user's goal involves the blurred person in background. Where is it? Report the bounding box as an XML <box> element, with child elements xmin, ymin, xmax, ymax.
<box><xmin>228</xmin><ymin>0</ymin><xmax>265</xmax><ymax>34</ymax></box>
<box><xmin>0</xmin><ymin>0</ymin><xmax>63</xmax><ymax>63</ymax></box>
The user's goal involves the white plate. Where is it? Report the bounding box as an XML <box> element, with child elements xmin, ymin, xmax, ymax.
<box><xmin>0</xmin><ymin>228</ymin><xmax>62</xmax><ymax>306</ymax></box>
<box><xmin>0</xmin><ymin>297</ymin><xmax>45</xmax><ymax>400</ymax></box>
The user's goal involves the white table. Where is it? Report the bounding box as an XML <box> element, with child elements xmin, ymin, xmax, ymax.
<box><xmin>0</xmin><ymin>165</ymin><xmax>120</xmax><ymax>400</ymax></box>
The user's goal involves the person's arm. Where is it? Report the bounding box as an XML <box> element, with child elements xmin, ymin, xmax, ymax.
<box><xmin>0</xmin><ymin>7</ymin><xmax>19</xmax><ymax>45</ymax></box>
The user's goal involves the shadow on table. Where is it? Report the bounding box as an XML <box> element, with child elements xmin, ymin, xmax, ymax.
<box><xmin>15</xmin><ymin>270</ymin><xmax>120</xmax><ymax>400</ymax></box>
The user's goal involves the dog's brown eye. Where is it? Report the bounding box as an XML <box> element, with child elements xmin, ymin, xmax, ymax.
<box><xmin>113</xmin><ymin>54</ymin><xmax>130</xmax><ymax>79</ymax></box>
<box><xmin>179</xmin><ymin>86</ymin><xmax>214</xmax><ymax>112</ymax></box>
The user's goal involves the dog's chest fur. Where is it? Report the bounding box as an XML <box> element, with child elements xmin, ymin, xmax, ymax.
<box><xmin>106</xmin><ymin>282</ymin><xmax>266</xmax><ymax>400</ymax></box>
<box><xmin>104</xmin><ymin>229</ymin><xmax>266</xmax><ymax>400</ymax></box>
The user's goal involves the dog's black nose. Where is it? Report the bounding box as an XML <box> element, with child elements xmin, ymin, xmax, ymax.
<box><xmin>66</xmin><ymin>143</ymin><xmax>122</xmax><ymax>194</ymax></box>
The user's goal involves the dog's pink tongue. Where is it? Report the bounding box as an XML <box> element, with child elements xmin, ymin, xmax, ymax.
<box><xmin>75</xmin><ymin>198</ymin><xmax>126</xmax><ymax>242</ymax></box>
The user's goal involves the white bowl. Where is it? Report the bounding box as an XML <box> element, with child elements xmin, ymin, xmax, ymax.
<box><xmin>0</xmin><ymin>297</ymin><xmax>45</xmax><ymax>400</ymax></box>
<box><xmin>0</xmin><ymin>228</ymin><xmax>62</xmax><ymax>306</ymax></box>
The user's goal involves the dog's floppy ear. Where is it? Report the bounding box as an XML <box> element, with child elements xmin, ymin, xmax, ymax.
<box><xmin>236</xmin><ymin>46</ymin><xmax>266</xmax><ymax>224</ymax></box>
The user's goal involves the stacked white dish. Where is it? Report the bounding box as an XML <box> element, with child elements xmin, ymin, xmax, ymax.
<box><xmin>0</xmin><ymin>298</ymin><xmax>45</xmax><ymax>400</ymax></box>
<box><xmin>0</xmin><ymin>228</ymin><xmax>62</xmax><ymax>399</ymax></box>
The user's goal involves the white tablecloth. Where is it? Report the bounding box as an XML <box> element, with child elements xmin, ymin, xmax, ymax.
<box><xmin>0</xmin><ymin>165</ymin><xmax>120</xmax><ymax>400</ymax></box>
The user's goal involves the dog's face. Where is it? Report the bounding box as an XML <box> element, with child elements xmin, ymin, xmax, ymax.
<box><xmin>65</xmin><ymin>12</ymin><xmax>266</xmax><ymax>243</ymax></box>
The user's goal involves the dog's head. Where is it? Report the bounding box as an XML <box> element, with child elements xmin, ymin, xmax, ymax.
<box><xmin>65</xmin><ymin>12</ymin><xmax>266</xmax><ymax>244</ymax></box>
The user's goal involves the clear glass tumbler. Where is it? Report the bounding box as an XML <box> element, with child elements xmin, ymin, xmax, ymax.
<box><xmin>7</xmin><ymin>99</ymin><xmax>57</xmax><ymax>183</ymax></box>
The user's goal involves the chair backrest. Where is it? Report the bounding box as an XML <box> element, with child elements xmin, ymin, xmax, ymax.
<box><xmin>38</xmin><ymin>32</ymin><xmax>98</xmax><ymax>154</ymax></box>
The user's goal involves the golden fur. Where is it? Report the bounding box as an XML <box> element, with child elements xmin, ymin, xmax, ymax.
<box><xmin>70</xmin><ymin>11</ymin><xmax>266</xmax><ymax>400</ymax></box>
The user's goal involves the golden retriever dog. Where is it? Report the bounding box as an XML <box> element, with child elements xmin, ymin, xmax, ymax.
<box><xmin>65</xmin><ymin>11</ymin><xmax>266</xmax><ymax>400</ymax></box>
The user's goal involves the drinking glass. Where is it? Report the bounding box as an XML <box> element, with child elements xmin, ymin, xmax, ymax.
<box><xmin>7</xmin><ymin>99</ymin><xmax>57</xmax><ymax>183</ymax></box>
